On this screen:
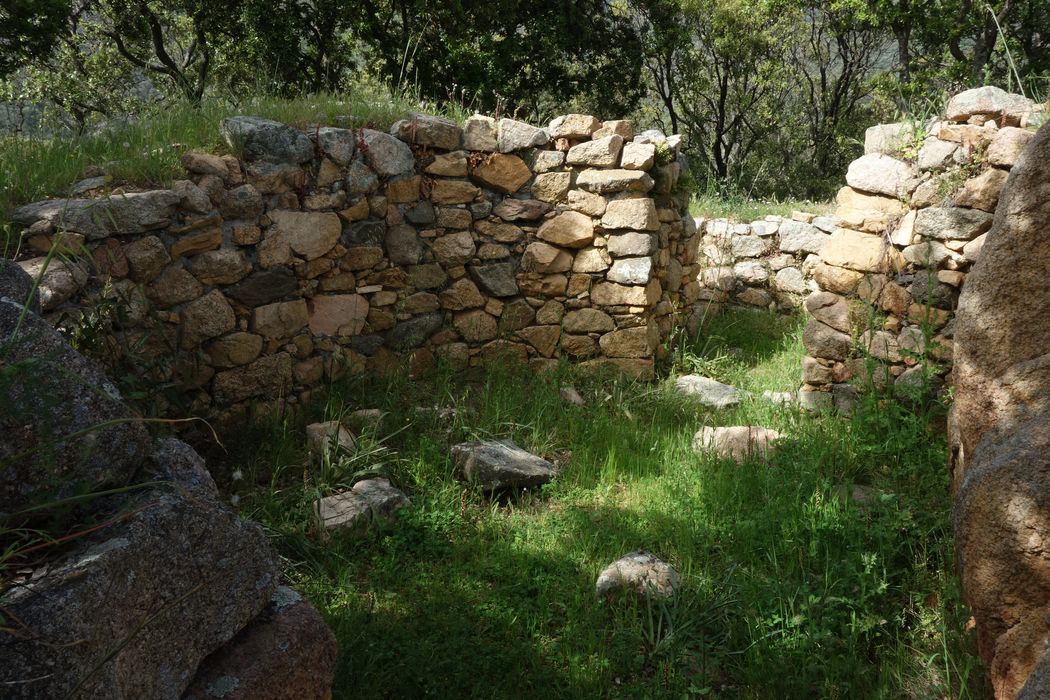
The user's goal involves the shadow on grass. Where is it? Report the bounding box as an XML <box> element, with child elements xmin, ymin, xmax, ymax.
<box><xmin>693</xmin><ymin>307</ymin><xmax>802</xmax><ymax>360</ymax></box>
<box><xmin>297</xmin><ymin>492</ymin><xmax>736</xmax><ymax>699</ymax></box>
<box><xmin>214</xmin><ymin>323</ymin><xmax>980</xmax><ymax>699</ymax></box>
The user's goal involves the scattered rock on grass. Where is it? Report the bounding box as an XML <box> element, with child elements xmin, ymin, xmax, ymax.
<box><xmin>451</xmin><ymin>439</ymin><xmax>557</xmax><ymax>491</ymax></box>
<box><xmin>560</xmin><ymin>386</ymin><xmax>586</xmax><ymax>407</ymax></box>
<box><xmin>314</xmin><ymin>478</ymin><xmax>409</xmax><ymax>535</ymax></box>
<box><xmin>596</xmin><ymin>551</ymin><xmax>679</xmax><ymax>600</ymax></box>
<box><xmin>762</xmin><ymin>390</ymin><xmax>798</xmax><ymax>407</ymax></box>
<box><xmin>305</xmin><ymin>421</ymin><xmax>356</xmax><ymax>457</ymax></box>
<box><xmin>692</xmin><ymin>426</ymin><xmax>782</xmax><ymax>463</ymax></box>
<box><xmin>414</xmin><ymin>406</ymin><xmax>458</xmax><ymax>421</ymax></box>
<box><xmin>672</xmin><ymin>375</ymin><xmax>742</xmax><ymax>408</ymax></box>
<box><xmin>346</xmin><ymin>408</ymin><xmax>384</xmax><ymax>433</ymax></box>
<box><xmin>831</xmin><ymin>484</ymin><xmax>883</xmax><ymax>509</ymax></box>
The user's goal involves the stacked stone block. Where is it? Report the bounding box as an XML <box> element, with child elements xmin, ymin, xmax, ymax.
<box><xmin>692</xmin><ymin>212</ymin><xmax>832</xmax><ymax>311</ymax></box>
<box><xmin>797</xmin><ymin>86</ymin><xmax>1041</xmax><ymax>409</ymax></box>
<box><xmin>9</xmin><ymin>112</ymin><xmax>696</xmax><ymax>420</ymax></box>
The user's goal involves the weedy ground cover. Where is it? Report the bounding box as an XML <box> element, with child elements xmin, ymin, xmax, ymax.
<box><xmin>214</xmin><ymin>308</ymin><xmax>980</xmax><ymax>698</ymax></box>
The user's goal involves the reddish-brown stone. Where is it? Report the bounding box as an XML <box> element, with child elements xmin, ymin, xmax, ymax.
<box><xmin>183</xmin><ymin>590</ymin><xmax>337</xmax><ymax>700</ymax></box>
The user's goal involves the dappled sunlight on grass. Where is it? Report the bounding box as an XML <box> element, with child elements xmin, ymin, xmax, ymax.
<box><xmin>218</xmin><ymin>308</ymin><xmax>982</xmax><ymax>698</ymax></box>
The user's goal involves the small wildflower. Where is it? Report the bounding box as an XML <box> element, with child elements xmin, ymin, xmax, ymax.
<box><xmin>231</xmin><ymin>469</ymin><xmax>243</xmax><ymax>481</ymax></box>
<box><xmin>230</xmin><ymin>494</ymin><xmax>240</xmax><ymax>506</ymax></box>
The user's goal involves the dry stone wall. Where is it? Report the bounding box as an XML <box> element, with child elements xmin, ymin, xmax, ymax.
<box><xmin>796</xmin><ymin>86</ymin><xmax>1042</xmax><ymax>412</ymax></box>
<box><xmin>690</xmin><ymin>213</ymin><xmax>832</xmax><ymax>312</ymax></box>
<box><xmin>687</xmin><ymin>86</ymin><xmax>1043</xmax><ymax>415</ymax></box>
<box><xmin>684</xmin><ymin>88</ymin><xmax>1049</xmax><ymax>697</ymax></box>
<box><xmin>8</xmin><ymin>112</ymin><xmax>697</xmax><ymax>420</ymax></box>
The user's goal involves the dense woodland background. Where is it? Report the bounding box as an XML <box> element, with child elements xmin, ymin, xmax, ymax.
<box><xmin>1</xmin><ymin>0</ymin><xmax>1048</xmax><ymax>199</ymax></box>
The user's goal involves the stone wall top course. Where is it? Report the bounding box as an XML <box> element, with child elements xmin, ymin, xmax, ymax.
<box><xmin>6</xmin><ymin>111</ymin><xmax>695</xmax><ymax>422</ymax></box>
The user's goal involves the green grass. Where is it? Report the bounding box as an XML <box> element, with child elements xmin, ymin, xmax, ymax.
<box><xmin>0</xmin><ymin>83</ymin><xmax>470</xmax><ymax>246</ymax></box>
<box><xmin>217</xmin><ymin>307</ymin><xmax>981</xmax><ymax>699</ymax></box>
<box><xmin>690</xmin><ymin>193</ymin><xmax>835</xmax><ymax>223</ymax></box>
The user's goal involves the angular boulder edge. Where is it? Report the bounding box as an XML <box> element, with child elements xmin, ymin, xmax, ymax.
<box><xmin>450</xmin><ymin>439</ymin><xmax>557</xmax><ymax>492</ymax></box>
<box><xmin>0</xmin><ymin>276</ymin><xmax>337</xmax><ymax>698</ymax></box>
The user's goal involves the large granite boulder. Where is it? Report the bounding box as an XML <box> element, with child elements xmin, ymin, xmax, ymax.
<box><xmin>0</xmin><ymin>293</ymin><xmax>151</xmax><ymax>515</ymax></box>
<box><xmin>954</xmin><ymin>409</ymin><xmax>1050</xmax><ymax>699</ymax></box>
<box><xmin>1020</xmin><ymin>644</ymin><xmax>1050</xmax><ymax>699</ymax></box>
<box><xmin>0</xmin><ymin>258</ymin><xmax>40</xmax><ymax>311</ymax></box>
<box><xmin>0</xmin><ymin>439</ymin><xmax>280</xmax><ymax>699</ymax></box>
<box><xmin>183</xmin><ymin>587</ymin><xmax>338</xmax><ymax>700</ymax></box>
<box><xmin>950</xmin><ymin>122</ymin><xmax>1050</xmax><ymax>486</ymax></box>
<box><xmin>951</xmin><ymin>121</ymin><xmax>1050</xmax><ymax>696</ymax></box>
<box><xmin>0</xmin><ymin>266</ymin><xmax>334</xmax><ymax>697</ymax></box>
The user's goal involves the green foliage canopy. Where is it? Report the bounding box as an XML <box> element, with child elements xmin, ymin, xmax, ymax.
<box><xmin>0</xmin><ymin>0</ymin><xmax>69</xmax><ymax>78</ymax></box>
<box><xmin>352</xmin><ymin>0</ymin><xmax>646</xmax><ymax>120</ymax></box>
<box><xmin>1</xmin><ymin>0</ymin><xmax>1048</xmax><ymax>198</ymax></box>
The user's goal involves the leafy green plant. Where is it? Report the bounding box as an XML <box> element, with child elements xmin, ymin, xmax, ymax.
<box><xmin>309</xmin><ymin>422</ymin><xmax>405</xmax><ymax>495</ymax></box>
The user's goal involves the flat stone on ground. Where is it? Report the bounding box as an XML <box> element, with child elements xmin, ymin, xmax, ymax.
<box><xmin>560</xmin><ymin>386</ymin><xmax>586</xmax><ymax>406</ymax></box>
<box><xmin>314</xmin><ymin>478</ymin><xmax>409</xmax><ymax>534</ymax></box>
<box><xmin>762</xmin><ymin>390</ymin><xmax>798</xmax><ymax>407</ymax></box>
<box><xmin>305</xmin><ymin>420</ymin><xmax>356</xmax><ymax>457</ymax></box>
<box><xmin>451</xmin><ymin>439</ymin><xmax>557</xmax><ymax>491</ymax></box>
<box><xmin>692</xmin><ymin>426</ymin><xmax>783</xmax><ymax>463</ymax></box>
<box><xmin>672</xmin><ymin>375</ymin><xmax>742</xmax><ymax>408</ymax></box>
